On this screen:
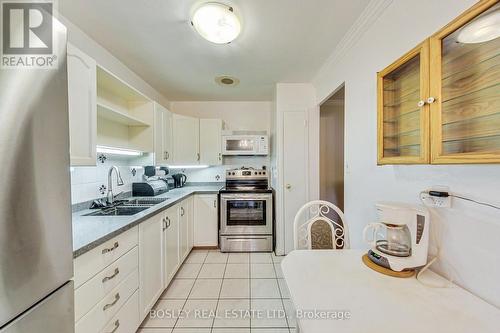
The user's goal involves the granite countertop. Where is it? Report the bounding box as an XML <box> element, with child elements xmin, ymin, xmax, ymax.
<box><xmin>72</xmin><ymin>184</ymin><xmax>223</xmax><ymax>258</ymax></box>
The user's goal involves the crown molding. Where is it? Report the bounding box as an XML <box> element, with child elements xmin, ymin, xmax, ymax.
<box><xmin>313</xmin><ymin>0</ymin><xmax>393</xmax><ymax>82</ymax></box>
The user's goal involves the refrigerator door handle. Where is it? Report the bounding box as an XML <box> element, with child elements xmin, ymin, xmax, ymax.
<box><xmin>102</xmin><ymin>293</ymin><xmax>120</xmax><ymax>311</ymax></box>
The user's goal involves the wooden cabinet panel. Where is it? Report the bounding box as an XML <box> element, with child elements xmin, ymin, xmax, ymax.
<box><xmin>179</xmin><ymin>202</ymin><xmax>189</xmax><ymax>262</ymax></box>
<box><xmin>67</xmin><ymin>43</ymin><xmax>97</xmax><ymax>166</ymax></box>
<box><xmin>139</xmin><ymin>215</ymin><xmax>164</xmax><ymax>318</ymax></box>
<box><xmin>164</xmin><ymin>205</ymin><xmax>179</xmax><ymax>286</ymax></box>
<box><xmin>377</xmin><ymin>41</ymin><xmax>430</xmax><ymax>164</ymax></box>
<box><xmin>430</xmin><ymin>0</ymin><xmax>500</xmax><ymax>163</ymax></box>
<box><xmin>194</xmin><ymin>194</ymin><xmax>218</xmax><ymax>247</ymax></box>
<box><xmin>172</xmin><ymin>114</ymin><xmax>200</xmax><ymax>165</ymax></box>
<box><xmin>200</xmin><ymin>119</ymin><xmax>223</xmax><ymax>165</ymax></box>
<box><xmin>154</xmin><ymin>103</ymin><xmax>173</xmax><ymax>165</ymax></box>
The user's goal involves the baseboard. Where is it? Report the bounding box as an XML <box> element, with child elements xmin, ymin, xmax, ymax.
<box><xmin>192</xmin><ymin>246</ymin><xmax>219</xmax><ymax>250</ymax></box>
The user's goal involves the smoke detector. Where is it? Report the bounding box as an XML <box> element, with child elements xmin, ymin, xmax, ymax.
<box><xmin>215</xmin><ymin>76</ymin><xmax>239</xmax><ymax>87</ymax></box>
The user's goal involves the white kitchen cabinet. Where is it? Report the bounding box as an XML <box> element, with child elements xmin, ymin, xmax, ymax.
<box><xmin>199</xmin><ymin>119</ymin><xmax>223</xmax><ymax>165</ymax></box>
<box><xmin>138</xmin><ymin>215</ymin><xmax>164</xmax><ymax>318</ymax></box>
<box><xmin>186</xmin><ymin>196</ymin><xmax>194</xmax><ymax>251</ymax></box>
<box><xmin>154</xmin><ymin>102</ymin><xmax>173</xmax><ymax>165</ymax></box>
<box><xmin>194</xmin><ymin>194</ymin><xmax>218</xmax><ymax>247</ymax></box>
<box><xmin>164</xmin><ymin>205</ymin><xmax>179</xmax><ymax>286</ymax></box>
<box><xmin>67</xmin><ymin>43</ymin><xmax>97</xmax><ymax>166</ymax></box>
<box><xmin>172</xmin><ymin>114</ymin><xmax>200</xmax><ymax>165</ymax></box>
<box><xmin>178</xmin><ymin>200</ymin><xmax>190</xmax><ymax>261</ymax></box>
<box><xmin>100</xmin><ymin>290</ymin><xmax>139</xmax><ymax>333</ymax></box>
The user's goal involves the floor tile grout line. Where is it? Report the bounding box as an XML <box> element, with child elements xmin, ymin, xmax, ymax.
<box><xmin>211</xmin><ymin>251</ymin><xmax>229</xmax><ymax>332</ymax></box>
<box><xmin>273</xmin><ymin>256</ymin><xmax>291</xmax><ymax>331</ymax></box>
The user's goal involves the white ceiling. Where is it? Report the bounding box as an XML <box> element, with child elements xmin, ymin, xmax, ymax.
<box><xmin>60</xmin><ymin>0</ymin><xmax>370</xmax><ymax>101</ymax></box>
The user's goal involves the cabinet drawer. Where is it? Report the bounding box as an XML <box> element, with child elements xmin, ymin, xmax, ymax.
<box><xmin>75</xmin><ymin>269</ymin><xmax>139</xmax><ymax>333</ymax></box>
<box><xmin>75</xmin><ymin>246</ymin><xmax>138</xmax><ymax>321</ymax></box>
<box><xmin>74</xmin><ymin>227</ymin><xmax>138</xmax><ymax>288</ymax></box>
<box><xmin>100</xmin><ymin>290</ymin><xmax>139</xmax><ymax>333</ymax></box>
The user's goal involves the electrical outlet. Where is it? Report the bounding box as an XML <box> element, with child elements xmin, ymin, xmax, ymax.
<box><xmin>420</xmin><ymin>192</ymin><xmax>452</xmax><ymax>208</ymax></box>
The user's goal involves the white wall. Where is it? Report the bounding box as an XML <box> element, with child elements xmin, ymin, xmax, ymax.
<box><xmin>313</xmin><ymin>0</ymin><xmax>500</xmax><ymax>307</ymax></box>
<box><xmin>60</xmin><ymin>15</ymin><xmax>170</xmax><ymax>108</ymax></box>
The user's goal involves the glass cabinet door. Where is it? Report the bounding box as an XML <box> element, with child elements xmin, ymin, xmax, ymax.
<box><xmin>430</xmin><ymin>1</ymin><xmax>500</xmax><ymax>163</ymax></box>
<box><xmin>377</xmin><ymin>41</ymin><xmax>430</xmax><ymax>164</ymax></box>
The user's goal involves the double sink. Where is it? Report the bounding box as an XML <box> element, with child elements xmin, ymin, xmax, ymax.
<box><xmin>85</xmin><ymin>197</ymin><xmax>168</xmax><ymax>216</ymax></box>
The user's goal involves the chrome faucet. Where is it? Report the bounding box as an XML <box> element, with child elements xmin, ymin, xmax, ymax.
<box><xmin>106</xmin><ymin>166</ymin><xmax>124</xmax><ymax>205</ymax></box>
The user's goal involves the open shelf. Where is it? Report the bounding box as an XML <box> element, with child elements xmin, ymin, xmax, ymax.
<box><xmin>97</xmin><ymin>99</ymin><xmax>150</xmax><ymax>127</ymax></box>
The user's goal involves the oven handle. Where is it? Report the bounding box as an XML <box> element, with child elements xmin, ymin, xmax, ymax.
<box><xmin>220</xmin><ymin>194</ymin><xmax>272</xmax><ymax>200</ymax></box>
<box><xmin>226</xmin><ymin>237</ymin><xmax>270</xmax><ymax>240</ymax></box>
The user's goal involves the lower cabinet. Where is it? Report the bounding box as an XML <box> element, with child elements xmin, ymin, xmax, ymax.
<box><xmin>194</xmin><ymin>194</ymin><xmax>219</xmax><ymax>247</ymax></box>
<box><xmin>164</xmin><ymin>204</ymin><xmax>179</xmax><ymax>287</ymax></box>
<box><xmin>178</xmin><ymin>200</ymin><xmax>190</xmax><ymax>262</ymax></box>
<box><xmin>101</xmin><ymin>290</ymin><xmax>139</xmax><ymax>333</ymax></box>
<box><xmin>139</xmin><ymin>215</ymin><xmax>164</xmax><ymax>318</ymax></box>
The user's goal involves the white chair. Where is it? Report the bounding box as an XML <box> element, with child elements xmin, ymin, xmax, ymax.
<box><xmin>293</xmin><ymin>200</ymin><xmax>350</xmax><ymax>250</ymax></box>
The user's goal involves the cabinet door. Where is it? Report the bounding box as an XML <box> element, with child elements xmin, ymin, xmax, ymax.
<box><xmin>377</xmin><ymin>41</ymin><xmax>430</xmax><ymax>164</ymax></box>
<box><xmin>139</xmin><ymin>215</ymin><xmax>164</xmax><ymax>318</ymax></box>
<box><xmin>154</xmin><ymin>103</ymin><xmax>173</xmax><ymax>165</ymax></box>
<box><xmin>164</xmin><ymin>206</ymin><xmax>179</xmax><ymax>286</ymax></box>
<box><xmin>200</xmin><ymin>119</ymin><xmax>223</xmax><ymax>165</ymax></box>
<box><xmin>430</xmin><ymin>1</ymin><xmax>500</xmax><ymax>164</ymax></box>
<box><xmin>67</xmin><ymin>43</ymin><xmax>97</xmax><ymax>166</ymax></box>
<box><xmin>172</xmin><ymin>114</ymin><xmax>200</xmax><ymax>165</ymax></box>
<box><xmin>187</xmin><ymin>196</ymin><xmax>194</xmax><ymax>251</ymax></box>
<box><xmin>179</xmin><ymin>202</ymin><xmax>189</xmax><ymax>261</ymax></box>
<box><xmin>194</xmin><ymin>194</ymin><xmax>218</xmax><ymax>247</ymax></box>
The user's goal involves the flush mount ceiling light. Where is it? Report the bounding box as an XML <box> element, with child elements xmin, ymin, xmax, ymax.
<box><xmin>191</xmin><ymin>2</ymin><xmax>241</xmax><ymax>44</ymax></box>
<box><xmin>215</xmin><ymin>75</ymin><xmax>240</xmax><ymax>86</ymax></box>
<box><xmin>457</xmin><ymin>7</ymin><xmax>500</xmax><ymax>43</ymax></box>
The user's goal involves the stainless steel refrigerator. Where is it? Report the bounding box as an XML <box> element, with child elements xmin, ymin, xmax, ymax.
<box><xmin>0</xmin><ymin>16</ymin><xmax>74</xmax><ymax>333</ymax></box>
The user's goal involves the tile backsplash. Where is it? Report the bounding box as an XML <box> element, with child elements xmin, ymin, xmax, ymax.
<box><xmin>71</xmin><ymin>154</ymin><xmax>270</xmax><ymax>204</ymax></box>
<box><xmin>70</xmin><ymin>155</ymin><xmax>151</xmax><ymax>204</ymax></box>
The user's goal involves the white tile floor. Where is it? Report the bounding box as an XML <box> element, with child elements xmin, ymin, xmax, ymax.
<box><xmin>138</xmin><ymin>250</ymin><xmax>296</xmax><ymax>333</ymax></box>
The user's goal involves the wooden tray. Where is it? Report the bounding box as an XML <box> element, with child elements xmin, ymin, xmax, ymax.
<box><xmin>362</xmin><ymin>254</ymin><xmax>415</xmax><ymax>278</ymax></box>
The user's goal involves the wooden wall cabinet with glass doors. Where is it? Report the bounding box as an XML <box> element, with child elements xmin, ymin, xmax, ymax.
<box><xmin>378</xmin><ymin>0</ymin><xmax>500</xmax><ymax>164</ymax></box>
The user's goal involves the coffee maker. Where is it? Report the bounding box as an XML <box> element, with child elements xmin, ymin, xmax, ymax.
<box><xmin>363</xmin><ymin>202</ymin><xmax>430</xmax><ymax>272</ymax></box>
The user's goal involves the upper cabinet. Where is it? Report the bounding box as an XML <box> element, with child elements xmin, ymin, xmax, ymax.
<box><xmin>154</xmin><ymin>103</ymin><xmax>173</xmax><ymax>166</ymax></box>
<box><xmin>377</xmin><ymin>41</ymin><xmax>430</xmax><ymax>164</ymax></box>
<box><xmin>378</xmin><ymin>0</ymin><xmax>500</xmax><ymax>164</ymax></box>
<box><xmin>67</xmin><ymin>43</ymin><xmax>97</xmax><ymax>166</ymax></box>
<box><xmin>96</xmin><ymin>67</ymin><xmax>154</xmax><ymax>152</ymax></box>
<box><xmin>172</xmin><ymin>114</ymin><xmax>200</xmax><ymax>165</ymax></box>
<box><xmin>429</xmin><ymin>0</ymin><xmax>500</xmax><ymax>164</ymax></box>
<box><xmin>200</xmin><ymin>119</ymin><xmax>223</xmax><ymax>165</ymax></box>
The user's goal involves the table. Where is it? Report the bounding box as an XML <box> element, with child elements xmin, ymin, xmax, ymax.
<box><xmin>281</xmin><ymin>249</ymin><xmax>500</xmax><ymax>333</ymax></box>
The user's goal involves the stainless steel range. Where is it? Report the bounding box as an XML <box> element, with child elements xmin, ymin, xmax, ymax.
<box><xmin>219</xmin><ymin>167</ymin><xmax>273</xmax><ymax>252</ymax></box>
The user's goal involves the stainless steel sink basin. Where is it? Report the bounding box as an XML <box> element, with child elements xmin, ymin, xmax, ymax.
<box><xmin>84</xmin><ymin>206</ymin><xmax>150</xmax><ymax>216</ymax></box>
<box><xmin>123</xmin><ymin>198</ymin><xmax>168</xmax><ymax>206</ymax></box>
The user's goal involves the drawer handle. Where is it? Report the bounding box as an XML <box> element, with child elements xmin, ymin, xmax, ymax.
<box><xmin>103</xmin><ymin>293</ymin><xmax>120</xmax><ymax>311</ymax></box>
<box><xmin>102</xmin><ymin>242</ymin><xmax>119</xmax><ymax>254</ymax></box>
<box><xmin>180</xmin><ymin>207</ymin><xmax>185</xmax><ymax>216</ymax></box>
<box><xmin>102</xmin><ymin>268</ymin><xmax>120</xmax><ymax>283</ymax></box>
<box><xmin>108</xmin><ymin>319</ymin><xmax>120</xmax><ymax>333</ymax></box>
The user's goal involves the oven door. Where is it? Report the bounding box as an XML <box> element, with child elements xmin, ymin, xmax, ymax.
<box><xmin>220</xmin><ymin>193</ymin><xmax>273</xmax><ymax>235</ymax></box>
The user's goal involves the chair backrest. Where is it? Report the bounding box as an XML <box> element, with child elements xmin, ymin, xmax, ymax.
<box><xmin>293</xmin><ymin>200</ymin><xmax>350</xmax><ymax>250</ymax></box>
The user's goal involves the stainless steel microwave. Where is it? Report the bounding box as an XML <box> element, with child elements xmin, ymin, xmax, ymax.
<box><xmin>222</xmin><ymin>135</ymin><xmax>269</xmax><ymax>155</ymax></box>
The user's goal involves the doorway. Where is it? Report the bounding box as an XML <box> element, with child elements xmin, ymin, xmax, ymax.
<box><xmin>320</xmin><ymin>86</ymin><xmax>345</xmax><ymax>210</ymax></box>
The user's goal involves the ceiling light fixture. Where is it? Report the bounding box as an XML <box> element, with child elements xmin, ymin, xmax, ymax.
<box><xmin>457</xmin><ymin>7</ymin><xmax>500</xmax><ymax>44</ymax></box>
<box><xmin>215</xmin><ymin>75</ymin><xmax>240</xmax><ymax>86</ymax></box>
<box><xmin>191</xmin><ymin>2</ymin><xmax>241</xmax><ymax>44</ymax></box>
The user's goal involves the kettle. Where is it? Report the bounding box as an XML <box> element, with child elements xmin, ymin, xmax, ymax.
<box><xmin>172</xmin><ymin>173</ymin><xmax>187</xmax><ymax>188</ymax></box>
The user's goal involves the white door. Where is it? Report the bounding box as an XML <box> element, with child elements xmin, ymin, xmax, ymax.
<box><xmin>283</xmin><ymin>111</ymin><xmax>308</xmax><ymax>254</ymax></box>
<box><xmin>154</xmin><ymin>103</ymin><xmax>173</xmax><ymax>165</ymax></box>
<box><xmin>138</xmin><ymin>216</ymin><xmax>164</xmax><ymax>317</ymax></box>
<box><xmin>172</xmin><ymin>114</ymin><xmax>199</xmax><ymax>165</ymax></box>
<box><xmin>200</xmin><ymin>119</ymin><xmax>222</xmax><ymax>165</ymax></box>
<box><xmin>67</xmin><ymin>43</ymin><xmax>97</xmax><ymax>166</ymax></box>
<box><xmin>164</xmin><ymin>206</ymin><xmax>179</xmax><ymax>286</ymax></box>
<box><xmin>179</xmin><ymin>201</ymin><xmax>189</xmax><ymax>261</ymax></box>
<box><xmin>194</xmin><ymin>194</ymin><xmax>218</xmax><ymax>247</ymax></box>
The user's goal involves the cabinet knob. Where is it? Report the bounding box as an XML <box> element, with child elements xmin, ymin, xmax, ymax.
<box><xmin>417</xmin><ymin>100</ymin><xmax>426</xmax><ymax>107</ymax></box>
<box><xmin>213</xmin><ymin>200</ymin><xmax>217</xmax><ymax>208</ymax></box>
<box><xmin>286</xmin><ymin>184</ymin><xmax>292</xmax><ymax>190</ymax></box>
<box><xmin>427</xmin><ymin>97</ymin><xmax>436</xmax><ymax>104</ymax></box>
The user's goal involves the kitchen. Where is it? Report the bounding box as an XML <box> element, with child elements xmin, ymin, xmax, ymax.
<box><xmin>1</xmin><ymin>1</ymin><xmax>500</xmax><ymax>333</ymax></box>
